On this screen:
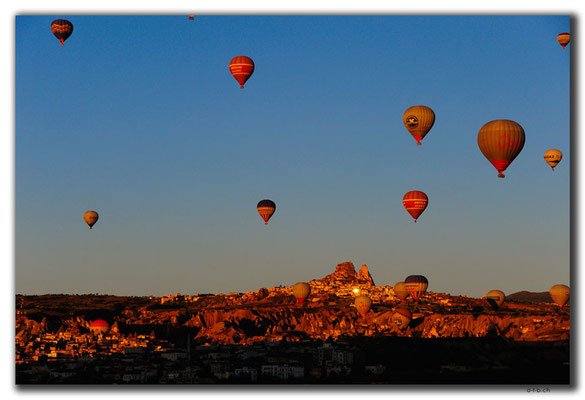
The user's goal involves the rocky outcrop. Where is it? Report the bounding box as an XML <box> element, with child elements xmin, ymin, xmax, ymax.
<box><xmin>316</xmin><ymin>262</ymin><xmax>374</xmax><ymax>286</ymax></box>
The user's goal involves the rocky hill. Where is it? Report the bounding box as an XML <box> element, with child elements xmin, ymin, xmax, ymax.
<box><xmin>16</xmin><ymin>261</ymin><xmax>570</xmax><ymax>347</ymax></box>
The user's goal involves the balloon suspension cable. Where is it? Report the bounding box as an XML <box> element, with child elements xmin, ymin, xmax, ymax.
<box><xmin>264</xmin><ymin>221</ymin><xmax>268</xmax><ymax>225</ymax></box>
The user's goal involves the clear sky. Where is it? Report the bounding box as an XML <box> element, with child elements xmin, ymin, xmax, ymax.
<box><xmin>15</xmin><ymin>15</ymin><xmax>570</xmax><ymax>297</ymax></box>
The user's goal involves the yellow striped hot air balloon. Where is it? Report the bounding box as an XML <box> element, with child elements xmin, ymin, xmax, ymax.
<box><xmin>477</xmin><ymin>119</ymin><xmax>525</xmax><ymax>178</ymax></box>
<box><xmin>557</xmin><ymin>33</ymin><xmax>570</xmax><ymax>49</ymax></box>
<box><xmin>402</xmin><ymin>105</ymin><xmax>435</xmax><ymax>146</ymax></box>
<box><xmin>544</xmin><ymin>149</ymin><xmax>563</xmax><ymax>171</ymax></box>
<box><xmin>549</xmin><ymin>284</ymin><xmax>570</xmax><ymax>308</ymax></box>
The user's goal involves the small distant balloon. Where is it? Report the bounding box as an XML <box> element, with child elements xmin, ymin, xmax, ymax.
<box><xmin>404</xmin><ymin>275</ymin><xmax>428</xmax><ymax>302</ymax></box>
<box><xmin>402</xmin><ymin>105</ymin><xmax>435</xmax><ymax>146</ymax></box>
<box><xmin>486</xmin><ymin>290</ymin><xmax>505</xmax><ymax>310</ymax></box>
<box><xmin>392</xmin><ymin>307</ymin><xmax>412</xmax><ymax>330</ymax></box>
<box><xmin>50</xmin><ymin>19</ymin><xmax>73</xmax><ymax>46</ymax></box>
<box><xmin>188</xmin><ymin>15</ymin><xmax>195</xmax><ymax>20</ymax></box>
<box><xmin>393</xmin><ymin>282</ymin><xmax>409</xmax><ymax>301</ymax></box>
<box><xmin>544</xmin><ymin>149</ymin><xmax>563</xmax><ymax>171</ymax></box>
<box><xmin>557</xmin><ymin>33</ymin><xmax>570</xmax><ymax>49</ymax></box>
<box><xmin>549</xmin><ymin>284</ymin><xmax>570</xmax><ymax>308</ymax></box>
<box><xmin>257</xmin><ymin>199</ymin><xmax>276</xmax><ymax>225</ymax></box>
<box><xmin>292</xmin><ymin>282</ymin><xmax>311</xmax><ymax>306</ymax></box>
<box><xmin>83</xmin><ymin>211</ymin><xmax>99</xmax><ymax>229</ymax></box>
<box><xmin>355</xmin><ymin>295</ymin><xmax>372</xmax><ymax>317</ymax></box>
<box><xmin>229</xmin><ymin>56</ymin><xmax>255</xmax><ymax>89</ymax></box>
<box><xmin>477</xmin><ymin>119</ymin><xmax>525</xmax><ymax>178</ymax></box>
<box><xmin>402</xmin><ymin>191</ymin><xmax>428</xmax><ymax>223</ymax></box>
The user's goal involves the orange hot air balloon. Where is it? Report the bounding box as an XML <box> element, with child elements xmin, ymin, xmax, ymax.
<box><xmin>393</xmin><ymin>282</ymin><xmax>409</xmax><ymax>301</ymax></box>
<box><xmin>83</xmin><ymin>211</ymin><xmax>99</xmax><ymax>229</ymax></box>
<box><xmin>188</xmin><ymin>15</ymin><xmax>195</xmax><ymax>20</ymax></box>
<box><xmin>549</xmin><ymin>284</ymin><xmax>570</xmax><ymax>308</ymax></box>
<box><xmin>391</xmin><ymin>307</ymin><xmax>412</xmax><ymax>330</ymax></box>
<box><xmin>557</xmin><ymin>33</ymin><xmax>570</xmax><ymax>49</ymax></box>
<box><xmin>257</xmin><ymin>199</ymin><xmax>276</xmax><ymax>225</ymax></box>
<box><xmin>486</xmin><ymin>290</ymin><xmax>505</xmax><ymax>310</ymax></box>
<box><xmin>402</xmin><ymin>191</ymin><xmax>428</xmax><ymax>223</ymax></box>
<box><xmin>477</xmin><ymin>119</ymin><xmax>525</xmax><ymax>178</ymax></box>
<box><xmin>544</xmin><ymin>149</ymin><xmax>563</xmax><ymax>171</ymax></box>
<box><xmin>229</xmin><ymin>56</ymin><xmax>255</xmax><ymax>89</ymax></box>
<box><xmin>355</xmin><ymin>295</ymin><xmax>372</xmax><ymax>317</ymax></box>
<box><xmin>292</xmin><ymin>282</ymin><xmax>311</xmax><ymax>306</ymax></box>
<box><xmin>402</xmin><ymin>105</ymin><xmax>435</xmax><ymax>146</ymax></box>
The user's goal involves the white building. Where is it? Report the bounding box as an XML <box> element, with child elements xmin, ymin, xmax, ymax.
<box><xmin>261</xmin><ymin>364</ymin><xmax>304</xmax><ymax>379</ymax></box>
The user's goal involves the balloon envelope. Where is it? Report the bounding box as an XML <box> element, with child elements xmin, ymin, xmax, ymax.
<box><xmin>229</xmin><ymin>56</ymin><xmax>255</xmax><ymax>88</ymax></box>
<box><xmin>292</xmin><ymin>282</ymin><xmax>311</xmax><ymax>305</ymax></box>
<box><xmin>392</xmin><ymin>307</ymin><xmax>412</xmax><ymax>330</ymax></box>
<box><xmin>355</xmin><ymin>295</ymin><xmax>372</xmax><ymax>317</ymax></box>
<box><xmin>393</xmin><ymin>282</ymin><xmax>409</xmax><ymax>301</ymax></box>
<box><xmin>404</xmin><ymin>275</ymin><xmax>428</xmax><ymax>302</ymax></box>
<box><xmin>486</xmin><ymin>290</ymin><xmax>505</xmax><ymax>309</ymax></box>
<box><xmin>402</xmin><ymin>105</ymin><xmax>435</xmax><ymax>146</ymax></box>
<box><xmin>403</xmin><ymin>191</ymin><xmax>428</xmax><ymax>222</ymax></box>
<box><xmin>257</xmin><ymin>199</ymin><xmax>276</xmax><ymax>224</ymax></box>
<box><xmin>544</xmin><ymin>149</ymin><xmax>563</xmax><ymax>171</ymax></box>
<box><xmin>50</xmin><ymin>19</ymin><xmax>73</xmax><ymax>46</ymax></box>
<box><xmin>477</xmin><ymin>119</ymin><xmax>525</xmax><ymax>178</ymax></box>
<box><xmin>83</xmin><ymin>211</ymin><xmax>99</xmax><ymax>229</ymax></box>
<box><xmin>557</xmin><ymin>33</ymin><xmax>570</xmax><ymax>49</ymax></box>
<box><xmin>549</xmin><ymin>284</ymin><xmax>570</xmax><ymax>307</ymax></box>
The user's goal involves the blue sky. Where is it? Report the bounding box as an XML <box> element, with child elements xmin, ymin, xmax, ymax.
<box><xmin>15</xmin><ymin>15</ymin><xmax>570</xmax><ymax>297</ymax></box>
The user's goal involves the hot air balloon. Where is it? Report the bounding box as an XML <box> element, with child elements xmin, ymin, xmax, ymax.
<box><xmin>355</xmin><ymin>295</ymin><xmax>372</xmax><ymax>317</ymax></box>
<box><xmin>89</xmin><ymin>319</ymin><xmax>109</xmax><ymax>335</ymax></box>
<box><xmin>404</xmin><ymin>275</ymin><xmax>428</xmax><ymax>302</ymax></box>
<box><xmin>50</xmin><ymin>19</ymin><xmax>73</xmax><ymax>46</ymax></box>
<box><xmin>544</xmin><ymin>149</ymin><xmax>563</xmax><ymax>171</ymax></box>
<box><xmin>257</xmin><ymin>199</ymin><xmax>276</xmax><ymax>225</ymax></box>
<box><xmin>229</xmin><ymin>56</ymin><xmax>255</xmax><ymax>89</ymax></box>
<box><xmin>549</xmin><ymin>284</ymin><xmax>570</xmax><ymax>308</ymax></box>
<box><xmin>83</xmin><ymin>211</ymin><xmax>99</xmax><ymax>229</ymax></box>
<box><xmin>392</xmin><ymin>307</ymin><xmax>412</xmax><ymax>330</ymax></box>
<box><xmin>393</xmin><ymin>282</ymin><xmax>409</xmax><ymax>301</ymax></box>
<box><xmin>402</xmin><ymin>191</ymin><xmax>428</xmax><ymax>223</ymax></box>
<box><xmin>557</xmin><ymin>33</ymin><xmax>570</xmax><ymax>49</ymax></box>
<box><xmin>188</xmin><ymin>15</ymin><xmax>195</xmax><ymax>20</ymax></box>
<box><xmin>477</xmin><ymin>119</ymin><xmax>525</xmax><ymax>178</ymax></box>
<box><xmin>402</xmin><ymin>105</ymin><xmax>435</xmax><ymax>146</ymax></box>
<box><xmin>486</xmin><ymin>290</ymin><xmax>505</xmax><ymax>310</ymax></box>
<box><xmin>292</xmin><ymin>282</ymin><xmax>311</xmax><ymax>306</ymax></box>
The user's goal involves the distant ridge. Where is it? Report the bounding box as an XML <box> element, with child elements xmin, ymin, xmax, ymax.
<box><xmin>507</xmin><ymin>291</ymin><xmax>553</xmax><ymax>303</ymax></box>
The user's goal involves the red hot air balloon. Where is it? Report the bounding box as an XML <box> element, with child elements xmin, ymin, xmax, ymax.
<box><xmin>50</xmin><ymin>19</ymin><xmax>73</xmax><ymax>46</ymax></box>
<box><xmin>257</xmin><ymin>199</ymin><xmax>276</xmax><ymax>225</ymax></box>
<box><xmin>402</xmin><ymin>191</ymin><xmax>428</xmax><ymax>223</ymax></box>
<box><xmin>404</xmin><ymin>275</ymin><xmax>428</xmax><ymax>302</ymax></box>
<box><xmin>229</xmin><ymin>56</ymin><xmax>255</xmax><ymax>89</ymax></box>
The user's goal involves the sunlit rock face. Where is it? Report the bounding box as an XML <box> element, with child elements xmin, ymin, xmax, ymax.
<box><xmin>317</xmin><ymin>262</ymin><xmax>374</xmax><ymax>286</ymax></box>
